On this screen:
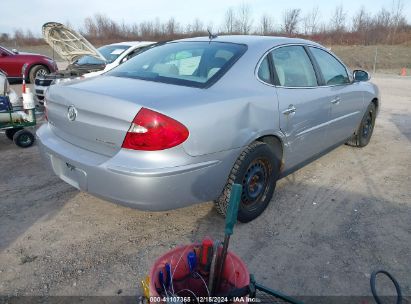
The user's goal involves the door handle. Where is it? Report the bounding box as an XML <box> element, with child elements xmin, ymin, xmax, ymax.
<box><xmin>330</xmin><ymin>97</ymin><xmax>341</xmax><ymax>104</ymax></box>
<box><xmin>282</xmin><ymin>105</ymin><xmax>296</xmax><ymax>115</ymax></box>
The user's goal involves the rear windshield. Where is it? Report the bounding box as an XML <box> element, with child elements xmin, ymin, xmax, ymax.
<box><xmin>107</xmin><ymin>41</ymin><xmax>247</xmax><ymax>88</ymax></box>
<box><xmin>76</xmin><ymin>45</ymin><xmax>130</xmax><ymax>65</ymax></box>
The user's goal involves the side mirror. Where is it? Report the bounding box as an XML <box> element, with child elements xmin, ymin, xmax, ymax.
<box><xmin>12</xmin><ymin>48</ymin><xmax>19</xmax><ymax>54</ymax></box>
<box><xmin>353</xmin><ymin>70</ymin><xmax>370</xmax><ymax>82</ymax></box>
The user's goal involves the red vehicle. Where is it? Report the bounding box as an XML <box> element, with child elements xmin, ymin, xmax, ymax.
<box><xmin>0</xmin><ymin>45</ymin><xmax>58</xmax><ymax>83</ymax></box>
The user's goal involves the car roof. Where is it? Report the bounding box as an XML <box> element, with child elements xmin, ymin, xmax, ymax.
<box><xmin>175</xmin><ymin>35</ymin><xmax>323</xmax><ymax>51</ymax></box>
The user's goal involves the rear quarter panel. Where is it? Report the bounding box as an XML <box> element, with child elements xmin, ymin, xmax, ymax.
<box><xmin>176</xmin><ymin>82</ymin><xmax>281</xmax><ymax>157</ymax></box>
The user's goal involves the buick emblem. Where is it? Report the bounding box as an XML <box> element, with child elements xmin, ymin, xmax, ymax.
<box><xmin>67</xmin><ymin>105</ymin><xmax>77</xmax><ymax>121</ymax></box>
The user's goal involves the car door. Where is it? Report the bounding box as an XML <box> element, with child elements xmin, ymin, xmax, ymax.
<box><xmin>0</xmin><ymin>47</ymin><xmax>20</xmax><ymax>78</ymax></box>
<box><xmin>0</xmin><ymin>47</ymin><xmax>12</xmax><ymax>77</ymax></box>
<box><xmin>268</xmin><ymin>45</ymin><xmax>332</xmax><ymax>170</ymax></box>
<box><xmin>308</xmin><ymin>47</ymin><xmax>364</xmax><ymax>147</ymax></box>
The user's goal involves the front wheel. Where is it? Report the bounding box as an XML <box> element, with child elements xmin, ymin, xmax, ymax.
<box><xmin>214</xmin><ymin>141</ymin><xmax>279</xmax><ymax>223</ymax></box>
<box><xmin>346</xmin><ymin>103</ymin><xmax>376</xmax><ymax>147</ymax></box>
<box><xmin>28</xmin><ymin>65</ymin><xmax>49</xmax><ymax>83</ymax></box>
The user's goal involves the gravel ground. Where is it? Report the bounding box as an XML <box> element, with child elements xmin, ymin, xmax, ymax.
<box><xmin>0</xmin><ymin>75</ymin><xmax>410</xmax><ymax>299</ymax></box>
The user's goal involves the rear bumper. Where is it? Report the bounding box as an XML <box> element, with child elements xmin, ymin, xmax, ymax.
<box><xmin>36</xmin><ymin>124</ymin><xmax>239</xmax><ymax>210</ymax></box>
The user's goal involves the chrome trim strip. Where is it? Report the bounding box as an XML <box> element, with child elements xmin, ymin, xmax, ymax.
<box><xmin>296</xmin><ymin>111</ymin><xmax>360</xmax><ymax>136</ymax></box>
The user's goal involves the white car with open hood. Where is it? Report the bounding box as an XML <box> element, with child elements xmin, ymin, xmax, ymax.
<box><xmin>34</xmin><ymin>22</ymin><xmax>155</xmax><ymax>102</ymax></box>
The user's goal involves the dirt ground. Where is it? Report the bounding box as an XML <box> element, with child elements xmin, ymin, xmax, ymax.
<box><xmin>0</xmin><ymin>75</ymin><xmax>410</xmax><ymax>300</ymax></box>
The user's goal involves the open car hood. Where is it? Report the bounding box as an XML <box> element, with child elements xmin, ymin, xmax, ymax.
<box><xmin>42</xmin><ymin>22</ymin><xmax>106</xmax><ymax>64</ymax></box>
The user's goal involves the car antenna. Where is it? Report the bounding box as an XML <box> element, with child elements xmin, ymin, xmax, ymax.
<box><xmin>208</xmin><ymin>29</ymin><xmax>218</xmax><ymax>41</ymax></box>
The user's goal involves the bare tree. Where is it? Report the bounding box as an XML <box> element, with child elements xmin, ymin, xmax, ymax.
<box><xmin>82</xmin><ymin>14</ymin><xmax>122</xmax><ymax>41</ymax></box>
<box><xmin>192</xmin><ymin>18</ymin><xmax>204</xmax><ymax>33</ymax></box>
<box><xmin>235</xmin><ymin>3</ymin><xmax>253</xmax><ymax>34</ymax></box>
<box><xmin>224</xmin><ymin>7</ymin><xmax>236</xmax><ymax>33</ymax></box>
<box><xmin>391</xmin><ymin>0</ymin><xmax>405</xmax><ymax>27</ymax></box>
<box><xmin>390</xmin><ymin>0</ymin><xmax>406</xmax><ymax>42</ymax></box>
<box><xmin>165</xmin><ymin>18</ymin><xmax>179</xmax><ymax>36</ymax></box>
<box><xmin>282</xmin><ymin>8</ymin><xmax>301</xmax><ymax>35</ymax></box>
<box><xmin>303</xmin><ymin>6</ymin><xmax>320</xmax><ymax>35</ymax></box>
<box><xmin>131</xmin><ymin>23</ymin><xmax>139</xmax><ymax>38</ymax></box>
<box><xmin>352</xmin><ymin>6</ymin><xmax>371</xmax><ymax>44</ymax></box>
<box><xmin>352</xmin><ymin>6</ymin><xmax>370</xmax><ymax>32</ymax></box>
<box><xmin>318</xmin><ymin>22</ymin><xmax>327</xmax><ymax>34</ymax></box>
<box><xmin>0</xmin><ymin>33</ymin><xmax>10</xmax><ymax>43</ymax></box>
<box><xmin>83</xmin><ymin>16</ymin><xmax>98</xmax><ymax>38</ymax></box>
<box><xmin>94</xmin><ymin>14</ymin><xmax>111</xmax><ymax>37</ymax></box>
<box><xmin>330</xmin><ymin>5</ymin><xmax>347</xmax><ymax>33</ymax></box>
<box><xmin>259</xmin><ymin>14</ymin><xmax>274</xmax><ymax>35</ymax></box>
<box><xmin>139</xmin><ymin>21</ymin><xmax>154</xmax><ymax>38</ymax></box>
<box><xmin>365</xmin><ymin>8</ymin><xmax>391</xmax><ymax>44</ymax></box>
<box><xmin>13</xmin><ymin>29</ymin><xmax>25</xmax><ymax>46</ymax></box>
<box><xmin>153</xmin><ymin>18</ymin><xmax>162</xmax><ymax>38</ymax></box>
<box><xmin>374</xmin><ymin>8</ymin><xmax>392</xmax><ymax>29</ymax></box>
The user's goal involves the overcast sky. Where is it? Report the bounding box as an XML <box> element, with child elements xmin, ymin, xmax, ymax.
<box><xmin>1</xmin><ymin>0</ymin><xmax>409</xmax><ymax>36</ymax></box>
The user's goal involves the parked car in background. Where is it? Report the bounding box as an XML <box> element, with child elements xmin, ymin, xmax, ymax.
<box><xmin>0</xmin><ymin>45</ymin><xmax>58</xmax><ymax>83</ymax></box>
<box><xmin>81</xmin><ymin>41</ymin><xmax>157</xmax><ymax>77</ymax></box>
<box><xmin>34</xmin><ymin>22</ymin><xmax>154</xmax><ymax>102</ymax></box>
<box><xmin>37</xmin><ymin>35</ymin><xmax>379</xmax><ymax>222</ymax></box>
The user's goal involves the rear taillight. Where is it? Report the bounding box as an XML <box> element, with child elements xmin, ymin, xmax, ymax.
<box><xmin>122</xmin><ymin>108</ymin><xmax>189</xmax><ymax>151</ymax></box>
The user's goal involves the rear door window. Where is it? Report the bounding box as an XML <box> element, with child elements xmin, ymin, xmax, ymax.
<box><xmin>309</xmin><ymin>47</ymin><xmax>350</xmax><ymax>85</ymax></box>
<box><xmin>257</xmin><ymin>56</ymin><xmax>272</xmax><ymax>84</ymax></box>
<box><xmin>270</xmin><ymin>46</ymin><xmax>318</xmax><ymax>87</ymax></box>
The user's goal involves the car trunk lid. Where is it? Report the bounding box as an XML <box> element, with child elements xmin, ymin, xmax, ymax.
<box><xmin>46</xmin><ymin>82</ymin><xmax>141</xmax><ymax>157</ymax></box>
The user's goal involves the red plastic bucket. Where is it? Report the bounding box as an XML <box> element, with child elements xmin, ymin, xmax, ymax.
<box><xmin>149</xmin><ymin>243</ymin><xmax>250</xmax><ymax>303</ymax></box>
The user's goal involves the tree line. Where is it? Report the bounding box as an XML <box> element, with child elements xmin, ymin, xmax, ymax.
<box><xmin>1</xmin><ymin>1</ymin><xmax>410</xmax><ymax>46</ymax></box>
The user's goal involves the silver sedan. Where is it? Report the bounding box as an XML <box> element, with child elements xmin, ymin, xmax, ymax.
<box><xmin>37</xmin><ymin>35</ymin><xmax>379</xmax><ymax>222</ymax></box>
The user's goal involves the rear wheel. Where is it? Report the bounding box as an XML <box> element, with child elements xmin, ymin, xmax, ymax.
<box><xmin>5</xmin><ymin>127</ymin><xmax>23</xmax><ymax>140</ymax></box>
<box><xmin>28</xmin><ymin>65</ymin><xmax>49</xmax><ymax>83</ymax></box>
<box><xmin>214</xmin><ymin>141</ymin><xmax>279</xmax><ymax>223</ymax></box>
<box><xmin>346</xmin><ymin>103</ymin><xmax>376</xmax><ymax>147</ymax></box>
<box><xmin>13</xmin><ymin>129</ymin><xmax>35</xmax><ymax>148</ymax></box>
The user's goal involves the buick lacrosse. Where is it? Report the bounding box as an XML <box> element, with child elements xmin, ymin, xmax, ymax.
<box><xmin>37</xmin><ymin>35</ymin><xmax>379</xmax><ymax>222</ymax></box>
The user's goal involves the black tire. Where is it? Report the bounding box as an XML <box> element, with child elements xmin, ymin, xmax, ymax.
<box><xmin>28</xmin><ymin>65</ymin><xmax>49</xmax><ymax>83</ymax></box>
<box><xmin>5</xmin><ymin>128</ymin><xmax>23</xmax><ymax>140</ymax></box>
<box><xmin>346</xmin><ymin>103</ymin><xmax>376</xmax><ymax>147</ymax></box>
<box><xmin>13</xmin><ymin>129</ymin><xmax>35</xmax><ymax>148</ymax></box>
<box><xmin>214</xmin><ymin>141</ymin><xmax>280</xmax><ymax>223</ymax></box>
